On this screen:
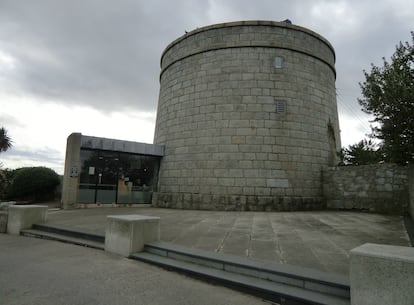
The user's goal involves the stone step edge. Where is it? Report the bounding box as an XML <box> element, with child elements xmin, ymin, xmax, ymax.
<box><xmin>131</xmin><ymin>252</ymin><xmax>349</xmax><ymax>305</ymax></box>
<box><xmin>144</xmin><ymin>242</ymin><xmax>349</xmax><ymax>298</ymax></box>
<box><xmin>20</xmin><ymin>229</ymin><xmax>105</xmax><ymax>250</ymax></box>
<box><xmin>21</xmin><ymin>225</ymin><xmax>348</xmax><ymax>300</ymax></box>
<box><xmin>32</xmin><ymin>224</ymin><xmax>105</xmax><ymax>243</ymax></box>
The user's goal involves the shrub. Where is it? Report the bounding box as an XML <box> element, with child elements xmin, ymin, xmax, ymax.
<box><xmin>0</xmin><ymin>166</ymin><xmax>13</xmax><ymax>200</ymax></box>
<box><xmin>6</xmin><ymin>167</ymin><xmax>60</xmax><ymax>202</ymax></box>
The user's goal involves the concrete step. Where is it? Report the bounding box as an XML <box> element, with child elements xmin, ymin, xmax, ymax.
<box><xmin>32</xmin><ymin>224</ymin><xmax>105</xmax><ymax>243</ymax></box>
<box><xmin>19</xmin><ymin>225</ymin><xmax>350</xmax><ymax>304</ymax></box>
<box><xmin>20</xmin><ymin>225</ymin><xmax>105</xmax><ymax>250</ymax></box>
<box><xmin>131</xmin><ymin>242</ymin><xmax>350</xmax><ymax>305</ymax></box>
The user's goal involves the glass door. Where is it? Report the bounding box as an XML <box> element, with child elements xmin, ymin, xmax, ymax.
<box><xmin>95</xmin><ymin>151</ymin><xmax>118</xmax><ymax>204</ymax></box>
<box><xmin>116</xmin><ymin>153</ymin><xmax>160</xmax><ymax>204</ymax></box>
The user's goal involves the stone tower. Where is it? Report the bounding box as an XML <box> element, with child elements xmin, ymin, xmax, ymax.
<box><xmin>153</xmin><ymin>21</ymin><xmax>340</xmax><ymax>211</ymax></box>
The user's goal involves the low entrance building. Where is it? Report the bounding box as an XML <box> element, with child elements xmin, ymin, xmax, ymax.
<box><xmin>61</xmin><ymin>133</ymin><xmax>164</xmax><ymax>209</ymax></box>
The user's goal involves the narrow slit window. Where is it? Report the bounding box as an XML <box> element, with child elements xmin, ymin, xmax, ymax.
<box><xmin>274</xmin><ymin>56</ymin><xmax>284</xmax><ymax>69</ymax></box>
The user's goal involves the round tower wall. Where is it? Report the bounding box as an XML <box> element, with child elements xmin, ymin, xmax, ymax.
<box><xmin>153</xmin><ymin>21</ymin><xmax>340</xmax><ymax>211</ymax></box>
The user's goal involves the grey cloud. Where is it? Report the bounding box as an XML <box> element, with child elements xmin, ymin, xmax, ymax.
<box><xmin>0</xmin><ymin>146</ymin><xmax>64</xmax><ymax>174</ymax></box>
<box><xmin>0</xmin><ymin>114</ymin><xmax>26</xmax><ymax>129</ymax></box>
<box><xmin>0</xmin><ymin>0</ymin><xmax>210</xmax><ymax>112</ymax></box>
<box><xmin>1</xmin><ymin>146</ymin><xmax>63</xmax><ymax>165</ymax></box>
<box><xmin>0</xmin><ymin>0</ymin><xmax>412</xmax><ymax>119</ymax></box>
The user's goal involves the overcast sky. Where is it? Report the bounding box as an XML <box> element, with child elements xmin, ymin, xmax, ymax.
<box><xmin>1</xmin><ymin>0</ymin><xmax>413</xmax><ymax>174</ymax></box>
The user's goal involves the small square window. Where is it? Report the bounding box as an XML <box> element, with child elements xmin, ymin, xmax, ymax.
<box><xmin>275</xmin><ymin>100</ymin><xmax>286</xmax><ymax>113</ymax></box>
<box><xmin>274</xmin><ymin>56</ymin><xmax>284</xmax><ymax>69</ymax></box>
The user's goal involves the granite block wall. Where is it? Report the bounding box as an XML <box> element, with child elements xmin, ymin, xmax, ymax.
<box><xmin>153</xmin><ymin>21</ymin><xmax>340</xmax><ymax>211</ymax></box>
<box><xmin>323</xmin><ymin>164</ymin><xmax>409</xmax><ymax>214</ymax></box>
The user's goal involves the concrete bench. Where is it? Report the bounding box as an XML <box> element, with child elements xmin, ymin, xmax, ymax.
<box><xmin>105</xmin><ymin>215</ymin><xmax>160</xmax><ymax>256</ymax></box>
<box><xmin>350</xmin><ymin>243</ymin><xmax>414</xmax><ymax>305</ymax></box>
<box><xmin>7</xmin><ymin>205</ymin><xmax>48</xmax><ymax>235</ymax></box>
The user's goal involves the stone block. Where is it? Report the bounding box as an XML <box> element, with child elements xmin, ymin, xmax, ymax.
<box><xmin>350</xmin><ymin>243</ymin><xmax>414</xmax><ymax>305</ymax></box>
<box><xmin>105</xmin><ymin>215</ymin><xmax>160</xmax><ymax>256</ymax></box>
<box><xmin>266</xmin><ymin>178</ymin><xmax>289</xmax><ymax>188</ymax></box>
<box><xmin>0</xmin><ymin>211</ymin><xmax>7</xmax><ymax>233</ymax></box>
<box><xmin>7</xmin><ymin>205</ymin><xmax>48</xmax><ymax>235</ymax></box>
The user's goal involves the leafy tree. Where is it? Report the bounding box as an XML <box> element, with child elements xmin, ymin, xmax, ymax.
<box><xmin>0</xmin><ymin>127</ymin><xmax>12</xmax><ymax>152</ymax></box>
<box><xmin>339</xmin><ymin>139</ymin><xmax>382</xmax><ymax>166</ymax></box>
<box><xmin>358</xmin><ymin>32</ymin><xmax>414</xmax><ymax>164</ymax></box>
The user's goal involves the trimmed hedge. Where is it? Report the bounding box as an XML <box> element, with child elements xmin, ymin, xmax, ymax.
<box><xmin>6</xmin><ymin>167</ymin><xmax>60</xmax><ymax>202</ymax></box>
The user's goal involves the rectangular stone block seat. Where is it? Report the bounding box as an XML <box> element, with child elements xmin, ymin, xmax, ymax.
<box><xmin>105</xmin><ymin>215</ymin><xmax>160</xmax><ymax>256</ymax></box>
<box><xmin>7</xmin><ymin>205</ymin><xmax>48</xmax><ymax>235</ymax></box>
<box><xmin>350</xmin><ymin>243</ymin><xmax>414</xmax><ymax>305</ymax></box>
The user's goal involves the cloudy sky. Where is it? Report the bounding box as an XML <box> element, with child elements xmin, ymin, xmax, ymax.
<box><xmin>0</xmin><ymin>0</ymin><xmax>413</xmax><ymax>174</ymax></box>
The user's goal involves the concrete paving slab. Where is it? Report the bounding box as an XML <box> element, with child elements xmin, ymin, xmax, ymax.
<box><xmin>0</xmin><ymin>234</ymin><xmax>267</xmax><ymax>305</ymax></box>
<box><xmin>44</xmin><ymin>208</ymin><xmax>411</xmax><ymax>276</ymax></box>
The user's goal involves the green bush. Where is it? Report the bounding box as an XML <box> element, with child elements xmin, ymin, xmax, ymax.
<box><xmin>0</xmin><ymin>167</ymin><xmax>13</xmax><ymax>200</ymax></box>
<box><xmin>6</xmin><ymin>167</ymin><xmax>60</xmax><ymax>202</ymax></box>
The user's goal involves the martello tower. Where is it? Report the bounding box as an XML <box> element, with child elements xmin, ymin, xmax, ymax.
<box><xmin>153</xmin><ymin>21</ymin><xmax>340</xmax><ymax>211</ymax></box>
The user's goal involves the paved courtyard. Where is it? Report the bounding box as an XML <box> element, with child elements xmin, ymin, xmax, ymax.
<box><xmin>45</xmin><ymin>207</ymin><xmax>411</xmax><ymax>275</ymax></box>
<box><xmin>0</xmin><ymin>234</ymin><xmax>267</xmax><ymax>305</ymax></box>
